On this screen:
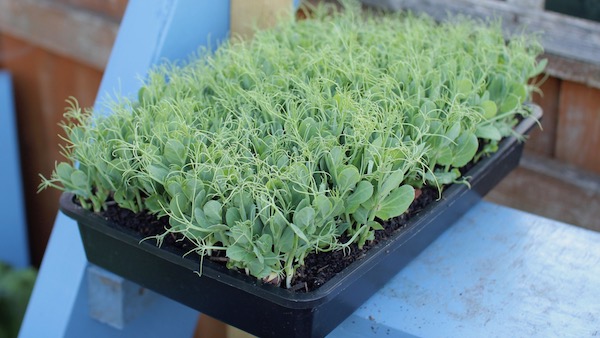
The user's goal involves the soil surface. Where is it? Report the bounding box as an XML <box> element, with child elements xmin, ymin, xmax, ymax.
<box><xmin>99</xmin><ymin>185</ymin><xmax>439</xmax><ymax>292</ymax></box>
<box><xmin>292</xmin><ymin>186</ymin><xmax>438</xmax><ymax>291</ymax></box>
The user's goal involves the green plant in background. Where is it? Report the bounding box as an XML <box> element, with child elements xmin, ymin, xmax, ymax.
<box><xmin>39</xmin><ymin>1</ymin><xmax>545</xmax><ymax>288</ymax></box>
<box><xmin>0</xmin><ymin>262</ymin><xmax>36</xmax><ymax>338</ymax></box>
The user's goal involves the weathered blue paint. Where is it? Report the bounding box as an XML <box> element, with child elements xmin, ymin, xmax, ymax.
<box><xmin>329</xmin><ymin>202</ymin><xmax>600</xmax><ymax>337</ymax></box>
<box><xmin>0</xmin><ymin>71</ymin><xmax>29</xmax><ymax>268</ymax></box>
<box><xmin>86</xmin><ymin>266</ymin><xmax>161</xmax><ymax>329</ymax></box>
<box><xmin>19</xmin><ymin>1</ymin><xmax>230</xmax><ymax>337</ymax></box>
<box><xmin>18</xmin><ymin>212</ymin><xmax>87</xmax><ymax>338</ymax></box>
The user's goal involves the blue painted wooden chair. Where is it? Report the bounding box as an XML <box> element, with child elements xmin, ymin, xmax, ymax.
<box><xmin>19</xmin><ymin>1</ymin><xmax>600</xmax><ymax>337</ymax></box>
<box><xmin>0</xmin><ymin>71</ymin><xmax>30</xmax><ymax>269</ymax></box>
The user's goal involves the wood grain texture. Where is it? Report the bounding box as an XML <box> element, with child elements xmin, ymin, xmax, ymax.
<box><xmin>555</xmin><ymin>81</ymin><xmax>600</xmax><ymax>173</ymax></box>
<box><xmin>0</xmin><ymin>0</ymin><xmax>121</xmax><ymax>69</ymax></box>
<box><xmin>398</xmin><ymin>0</ymin><xmax>600</xmax><ymax>64</ymax></box>
<box><xmin>487</xmin><ymin>153</ymin><xmax>600</xmax><ymax>232</ymax></box>
<box><xmin>194</xmin><ymin>315</ymin><xmax>228</xmax><ymax>338</ymax></box>
<box><xmin>0</xmin><ymin>35</ymin><xmax>104</xmax><ymax>265</ymax></box>
<box><xmin>54</xmin><ymin>0</ymin><xmax>127</xmax><ymax>21</ymax></box>
<box><xmin>525</xmin><ymin>76</ymin><xmax>560</xmax><ymax>156</ymax></box>
<box><xmin>361</xmin><ymin>0</ymin><xmax>600</xmax><ymax>89</ymax></box>
<box><xmin>543</xmin><ymin>52</ymin><xmax>600</xmax><ymax>89</ymax></box>
<box><xmin>505</xmin><ymin>0</ymin><xmax>545</xmax><ymax>9</ymax></box>
<box><xmin>230</xmin><ymin>0</ymin><xmax>295</xmax><ymax>40</ymax></box>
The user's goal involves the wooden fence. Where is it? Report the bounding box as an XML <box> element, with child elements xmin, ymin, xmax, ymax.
<box><xmin>0</xmin><ymin>0</ymin><xmax>126</xmax><ymax>265</ymax></box>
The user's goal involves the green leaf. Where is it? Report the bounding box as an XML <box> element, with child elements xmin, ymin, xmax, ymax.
<box><xmin>230</xmin><ymin>222</ymin><xmax>251</xmax><ymax>245</ymax></box>
<box><xmin>329</xmin><ymin>196</ymin><xmax>346</xmax><ymax>217</ymax></box>
<box><xmin>289</xmin><ymin>163</ymin><xmax>311</xmax><ymax>186</ymax></box>
<box><xmin>352</xmin><ymin>206</ymin><xmax>369</xmax><ymax>225</ymax></box>
<box><xmin>488</xmin><ymin>75</ymin><xmax>506</xmax><ymax>101</ymax></box>
<box><xmin>337</xmin><ymin>166</ymin><xmax>360</xmax><ymax>192</ymax></box>
<box><xmin>271</xmin><ymin>212</ymin><xmax>288</xmax><ymax>234</ymax></box>
<box><xmin>368</xmin><ymin>220</ymin><xmax>384</xmax><ymax>231</ymax></box>
<box><xmin>144</xmin><ymin>194</ymin><xmax>164</xmax><ymax>212</ymax></box>
<box><xmin>113</xmin><ymin>188</ymin><xmax>131</xmax><ymax>206</ymax></box>
<box><xmin>182</xmin><ymin>177</ymin><xmax>203</xmax><ymax>199</ymax></box>
<box><xmin>379</xmin><ymin>170</ymin><xmax>404</xmax><ymax>200</ymax></box>
<box><xmin>445</xmin><ymin>122</ymin><xmax>462</xmax><ymax>143</ymax></box>
<box><xmin>137</xmin><ymin>177</ymin><xmax>154</xmax><ymax>194</ymax></box>
<box><xmin>420</xmin><ymin>100</ymin><xmax>436</xmax><ymax>115</ymax></box>
<box><xmin>207</xmin><ymin>223</ymin><xmax>229</xmax><ymax>232</ymax></box>
<box><xmin>425</xmin><ymin>169</ymin><xmax>461</xmax><ymax>185</ymax></box>
<box><xmin>336</xmin><ymin>222</ymin><xmax>351</xmax><ymax>235</ymax></box>
<box><xmin>329</xmin><ymin>146</ymin><xmax>344</xmax><ymax>168</ymax></box>
<box><xmin>476</xmin><ymin>124</ymin><xmax>502</xmax><ymax>141</ymax></box>
<box><xmin>276</xmin><ymin>154</ymin><xmax>289</xmax><ymax>168</ymax></box>
<box><xmin>70</xmin><ymin>170</ymin><xmax>88</xmax><ymax>189</ymax></box>
<box><xmin>192</xmin><ymin>189</ymin><xmax>207</xmax><ymax>210</ymax></box>
<box><xmin>456</xmin><ymin>78</ymin><xmax>473</xmax><ymax>96</ymax></box>
<box><xmin>481</xmin><ymin>100</ymin><xmax>497</xmax><ymax>119</ymax></box>
<box><xmin>203</xmin><ymin>200</ymin><xmax>222</xmax><ymax>224</ymax></box>
<box><xmin>299</xmin><ymin>117</ymin><xmax>318</xmax><ymax>141</ymax></box>
<box><xmin>436</xmin><ymin>146</ymin><xmax>454</xmax><ymax>166</ymax></box>
<box><xmin>277</xmin><ymin>227</ymin><xmax>295</xmax><ymax>253</ymax></box>
<box><xmin>499</xmin><ymin>93</ymin><xmax>519</xmax><ymax>113</ymax></box>
<box><xmin>226</xmin><ymin>245</ymin><xmax>250</xmax><ymax>262</ymax></box>
<box><xmin>164</xmin><ymin>139</ymin><xmax>187</xmax><ymax>165</ymax></box>
<box><xmin>252</xmin><ymin>245</ymin><xmax>265</xmax><ymax>264</ymax></box>
<box><xmin>234</xmin><ymin>191</ymin><xmax>254</xmax><ymax>215</ymax></box>
<box><xmin>170</xmin><ymin>193</ymin><xmax>190</xmax><ymax>217</ymax></box>
<box><xmin>512</xmin><ymin>82</ymin><xmax>527</xmax><ymax>102</ymax></box>
<box><xmin>289</xmin><ymin>222</ymin><xmax>309</xmax><ymax>243</ymax></box>
<box><xmin>225</xmin><ymin>207</ymin><xmax>241</xmax><ymax>227</ymax></box>
<box><xmin>375</xmin><ymin>185</ymin><xmax>415</xmax><ymax>220</ymax></box>
<box><xmin>313</xmin><ymin>194</ymin><xmax>332</xmax><ymax>218</ymax></box>
<box><xmin>293</xmin><ymin>206</ymin><xmax>315</xmax><ymax>229</ymax></box>
<box><xmin>165</xmin><ymin>178</ymin><xmax>183</xmax><ymax>198</ymax></box>
<box><xmin>192</xmin><ymin>207</ymin><xmax>208</xmax><ymax>228</ymax></box>
<box><xmin>147</xmin><ymin>164</ymin><xmax>169</xmax><ymax>183</ymax></box>
<box><xmin>256</xmin><ymin>234</ymin><xmax>273</xmax><ymax>253</ymax></box>
<box><xmin>346</xmin><ymin>180</ymin><xmax>374</xmax><ymax>213</ymax></box>
<box><xmin>530</xmin><ymin>58</ymin><xmax>547</xmax><ymax>77</ymax></box>
<box><xmin>451</xmin><ymin>132</ymin><xmax>478</xmax><ymax>167</ymax></box>
<box><xmin>56</xmin><ymin>162</ymin><xmax>75</xmax><ymax>182</ymax></box>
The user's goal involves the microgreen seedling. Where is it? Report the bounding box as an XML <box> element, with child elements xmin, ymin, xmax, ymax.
<box><xmin>39</xmin><ymin>0</ymin><xmax>544</xmax><ymax>288</ymax></box>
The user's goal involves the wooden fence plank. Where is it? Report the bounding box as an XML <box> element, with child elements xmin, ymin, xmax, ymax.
<box><xmin>230</xmin><ymin>0</ymin><xmax>295</xmax><ymax>40</ymax></box>
<box><xmin>526</xmin><ymin>76</ymin><xmax>560</xmax><ymax>157</ymax></box>
<box><xmin>53</xmin><ymin>0</ymin><xmax>128</xmax><ymax>21</ymax></box>
<box><xmin>487</xmin><ymin>153</ymin><xmax>600</xmax><ymax>232</ymax></box>
<box><xmin>543</xmin><ymin>53</ymin><xmax>600</xmax><ymax>90</ymax></box>
<box><xmin>361</xmin><ymin>0</ymin><xmax>600</xmax><ymax>89</ymax></box>
<box><xmin>505</xmin><ymin>0</ymin><xmax>545</xmax><ymax>10</ymax></box>
<box><xmin>0</xmin><ymin>34</ymin><xmax>104</xmax><ymax>265</ymax></box>
<box><xmin>400</xmin><ymin>0</ymin><xmax>600</xmax><ymax>65</ymax></box>
<box><xmin>555</xmin><ymin>81</ymin><xmax>600</xmax><ymax>174</ymax></box>
<box><xmin>0</xmin><ymin>0</ymin><xmax>120</xmax><ymax>70</ymax></box>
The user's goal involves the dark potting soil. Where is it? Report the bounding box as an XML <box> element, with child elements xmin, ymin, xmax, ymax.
<box><xmin>99</xmin><ymin>185</ymin><xmax>440</xmax><ymax>293</ymax></box>
<box><xmin>292</xmin><ymin>186</ymin><xmax>438</xmax><ymax>291</ymax></box>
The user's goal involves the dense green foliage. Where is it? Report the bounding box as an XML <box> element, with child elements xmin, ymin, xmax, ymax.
<box><xmin>0</xmin><ymin>263</ymin><xmax>36</xmax><ymax>338</ymax></box>
<box><xmin>40</xmin><ymin>2</ymin><xmax>544</xmax><ymax>287</ymax></box>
